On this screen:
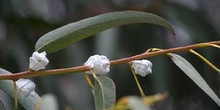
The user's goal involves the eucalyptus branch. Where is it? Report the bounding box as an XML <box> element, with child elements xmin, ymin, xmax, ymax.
<box><xmin>110</xmin><ymin>41</ymin><xmax>220</xmax><ymax>65</ymax></box>
<box><xmin>0</xmin><ymin>41</ymin><xmax>220</xmax><ymax>80</ymax></box>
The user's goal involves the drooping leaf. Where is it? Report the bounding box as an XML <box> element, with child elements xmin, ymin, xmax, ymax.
<box><xmin>93</xmin><ymin>76</ymin><xmax>116</xmax><ymax>110</ymax></box>
<box><xmin>0</xmin><ymin>68</ymin><xmax>45</xmax><ymax>110</ymax></box>
<box><xmin>35</xmin><ymin>11</ymin><xmax>175</xmax><ymax>53</ymax></box>
<box><xmin>168</xmin><ymin>53</ymin><xmax>220</xmax><ymax>107</ymax></box>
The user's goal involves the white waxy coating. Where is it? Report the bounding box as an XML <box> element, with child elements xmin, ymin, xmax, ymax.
<box><xmin>131</xmin><ymin>59</ymin><xmax>152</xmax><ymax>77</ymax></box>
<box><xmin>29</xmin><ymin>51</ymin><xmax>49</xmax><ymax>71</ymax></box>
<box><xmin>16</xmin><ymin>78</ymin><xmax>36</xmax><ymax>96</ymax></box>
<box><xmin>84</xmin><ymin>55</ymin><xmax>110</xmax><ymax>75</ymax></box>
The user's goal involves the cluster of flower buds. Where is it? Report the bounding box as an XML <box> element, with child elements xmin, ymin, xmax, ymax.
<box><xmin>28</xmin><ymin>51</ymin><xmax>152</xmax><ymax>77</ymax></box>
<box><xmin>131</xmin><ymin>59</ymin><xmax>152</xmax><ymax>77</ymax></box>
<box><xmin>84</xmin><ymin>55</ymin><xmax>152</xmax><ymax>77</ymax></box>
<box><xmin>16</xmin><ymin>78</ymin><xmax>36</xmax><ymax>96</ymax></box>
<box><xmin>29</xmin><ymin>51</ymin><xmax>49</xmax><ymax>71</ymax></box>
<box><xmin>84</xmin><ymin>55</ymin><xmax>110</xmax><ymax>75</ymax></box>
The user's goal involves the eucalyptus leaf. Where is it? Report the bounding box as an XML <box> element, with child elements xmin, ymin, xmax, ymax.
<box><xmin>0</xmin><ymin>100</ymin><xmax>6</xmax><ymax>110</ymax></box>
<box><xmin>93</xmin><ymin>76</ymin><xmax>116</xmax><ymax>110</ymax></box>
<box><xmin>35</xmin><ymin>11</ymin><xmax>175</xmax><ymax>53</ymax></box>
<box><xmin>0</xmin><ymin>68</ymin><xmax>45</xmax><ymax>110</ymax></box>
<box><xmin>168</xmin><ymin>53</ymin><xmax>220</xmax><ymax>107</ymax></box>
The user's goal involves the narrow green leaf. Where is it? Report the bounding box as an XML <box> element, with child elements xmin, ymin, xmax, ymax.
<box><xmin>168</xmin><ymin>53</ymin><xmax>220</xmax><ymax>107</ymax></box>
<box><xmin>35</xmin><ymin>11</ymin><xmax>175</xmax><ymax>53</ymax></box>
<box><xmin>0</xmin><ymin>68</ymin><xmax>45</xmax><ymax>110</ymax></box>
<box><xmin>93</xmin><ymin>76</ymin><xmax>116</xmax><ymax>110</ymax></box>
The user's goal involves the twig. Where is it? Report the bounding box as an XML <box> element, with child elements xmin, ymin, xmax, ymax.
<box><xmin>0</xmin><ymin>41</ymin><xmax>220</xmax><ymax>80</ymax></box>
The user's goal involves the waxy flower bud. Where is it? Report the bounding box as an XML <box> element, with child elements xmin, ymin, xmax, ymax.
<box><xmin>131</xmin><ymin>59</ymin><xmax>152</xmax><ymax>77</ymax></box>
<box><xmin>84</xmin><ymin>55</ymin><xmax>110</xmax><ymax>75</ymax></box>
<box><xmin>29</xmin><ymin>51</ymin><xmax>49</xmax><ymax>71</ymax></box>
<box><xmin>16</xmin><ymin>78</ymin><xmax>36</xmax><ymax>96</ymax></box>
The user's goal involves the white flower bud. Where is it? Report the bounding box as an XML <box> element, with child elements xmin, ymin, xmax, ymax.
<box><xmin>84</xmin><ymin>55</ymin><xmax>110</xmax><ymax>75</ymax></box>
<box><xmin>29</xmin><ymin>51</ymin><xmax>49</xmax><ymax>71</ymax></box>
<box><xmin>16</xmin><ymin>78</ymin><xmax>36</xmax><ymax>96</ymax></box>
<box><xmin>131</xmin><ymin>59</ymin><xmax>152</xmax><ymax>77</ymax></box>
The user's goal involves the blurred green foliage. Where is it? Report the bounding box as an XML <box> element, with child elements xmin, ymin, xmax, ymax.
<box><xmin>0</xmin><ymin>0</ymin><xmax>220</xmax><ymax>110</ymax></box>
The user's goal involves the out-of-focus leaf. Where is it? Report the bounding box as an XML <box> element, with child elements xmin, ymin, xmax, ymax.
<box><xmin>128</xmin><ymin>96</ymin><xmax>151</xmax><ymax>110</ymax></box>
<box><xmin>115</xmin><ymin>96</ymin><xmax>151</xmax><ymax>110</ymax></box>
<box><xmin>143</xmin><ymin>92</ymin><xmax>168</xmax><ymax>106</ymax></box>
<box><xmin>0</xmin><ymin>100</ymin><xmax>6</xmax><ymax>110</ymax></box>
<box><xmin>93</xmin><ymin>76</ymin><xmax>116</xmax><ymax>110</ymax></box>
<box><xmin>41</xmin><ymin>94</ymin><xmax>58</xmax><ymax>110</ymax></box>
<box><xmin>35</xmin><ymin>11</ymin><xmax>175</xmax><ymax>53</ymax></box>
<box><xmin>0</xmin><ymin>68</ymin><xmax>45</xmax><ymax>110</ymax></box>
<box><xmin>166</xmin><ymin>4</ymin><xmax>219</xmax><ymax>41</ymax></box>
<box><xmin>168</xmin><ymin>53</ymin><xmax>220</xmax><ymax>107</ymax></box>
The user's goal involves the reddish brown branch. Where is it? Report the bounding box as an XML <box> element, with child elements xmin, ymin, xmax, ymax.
<box><xmin>1</xmin><ymin>41</ymin><xmax>220</xmax><ymax>80</ymax></box>
<box><xmin>110</xmin><ymin>41</ymin><xmax>220</xmax><ymax>65</ymax></box>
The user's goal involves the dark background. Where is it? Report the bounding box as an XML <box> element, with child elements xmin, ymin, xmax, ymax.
<box><xmin>0</xmin><ymin>0</ymin><xmax>220</xmax><ymax>110</ymax></box>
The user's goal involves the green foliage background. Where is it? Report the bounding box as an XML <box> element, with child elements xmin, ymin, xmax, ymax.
<box><xmin>0</xmin><ymin>0</ymin><xmax>220</xmax><ymax>110</ymax></box>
